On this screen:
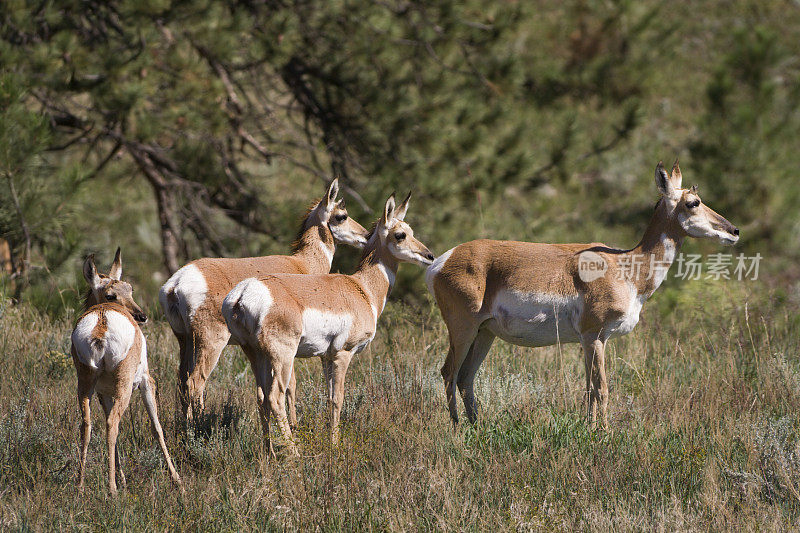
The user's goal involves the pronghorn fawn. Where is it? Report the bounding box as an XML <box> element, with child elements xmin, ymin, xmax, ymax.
<box><xmin>427</xmin><ymin>161</ymin><xmax>739</xmax><ymax>429</ymax></box>
<box><xmin>71</xmin><ymin>249</ymin><xmax>182</xmax><ymax>496</ymax></box>
<box><xmin>222</xmin><ymin>193</ymin><xmax>434</xmax><ymax>455</ymax></box>
<box><xmin>160</xmin><ymin>179</ymin><xmax>369</xmax><ymax>422</ymax></box>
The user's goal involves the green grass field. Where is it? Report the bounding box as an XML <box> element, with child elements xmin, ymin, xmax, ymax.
<box><xmin>1</xmin><ymin>279</ymin><xmax>799</xmax><ymax>531</ymax></box>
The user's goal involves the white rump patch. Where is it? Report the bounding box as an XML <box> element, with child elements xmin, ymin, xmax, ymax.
<box><xmin>222</xmin><ymin>278</ymin><xmax>273</xmax><ymax>345</ymax></box>
<box><xmin>72</xmin><ymin>311</ymin><xmax>136</xmax><ymax>372</ymax></box>
<box><xmin>425</xmin><ymin>246</ymin><xmax>455</xmax><ymax>296</ymax></box>
<box><xmin>297</xmin><ymin>309</ymin><xmax>354</xmax><ymax>357</ymax></box>
<box><xmin>71</xmin><ymin>313</ymin><xmax>100</xmax><ymax>367</ymax></box>
<box><xmin>159</xmin><ymin>263</ymin><xmax>208</xmax><ymax>334</ymax></box>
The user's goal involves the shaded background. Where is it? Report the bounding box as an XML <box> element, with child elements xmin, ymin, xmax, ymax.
<box><xmin>2</xmin><ymin>0</ymin><xmax>799</xmax><ymax>313</ymax></box>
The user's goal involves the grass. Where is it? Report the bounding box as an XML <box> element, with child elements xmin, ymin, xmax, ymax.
<box><xmin>1</xmin><ymin>281</ymin><xmax>799</xmax><ymax>531</ymax></box>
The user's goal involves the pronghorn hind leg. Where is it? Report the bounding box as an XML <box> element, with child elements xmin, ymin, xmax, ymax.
<box><xmin>97</xmin><ymin>392</ymin><xmax>126</xmax><ymax>490</ymax></box>
<box><xmin>185</xmin><ymin>323</ymin><xmax>230</xmax><ymax>418</ymax></box>
<box><xmin>176</xmin><ymin>331</ymin><xmax>193</xmax><ymax>421</ymax></box>
<box><xmin>245</xmin><ymin>349</ymin><xmax>275</xmax><ymax>459</ymax></box>
<box><xmin>286</xmin><ymin>364</ymin><xmax>298</xmax><ymax>431</ymax></box>
<box><xmin>76</xmin><ymin>369</ymin><xmax>97</xmax><ymax>493</ymax></box>
<box><xmin>140</xmin><ymin>376</ymin><xmax>183</xmax><ymax>492</ymax></box>
<box><xmin>457</xmin><ymin>328</ymin><xmax>495</xmax><ymax>424</ymax></box>
<box><xmin>267</xmin><ymin>350</ymin><xmax>298</xmax><ymax>457</ymax></box>
<box><xmin>104</xmin><ymin>387</ymin><xmax>133</xmax><ymax>497</ymax></box>
<box><xmin>440</xmin><ymin>325</ymin><xmax>480</xmax><ymax>428</ymax></box>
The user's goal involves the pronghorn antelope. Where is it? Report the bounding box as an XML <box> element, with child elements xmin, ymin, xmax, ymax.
<box><xmin>159</xmin><ymin>179</ymin><xmax>369</xmax><ymax>421</ymax></box>
<box><xmin>222</xmin><ymin>193</ymin><xmax>434</xmax><ymax>454</ymax></box>
<box><xmin>71</xmin><ymin>249</ymin><xmax>182</xmax><ymax>495</ymax></box>
<box><xmin>427</xmin><ymin>161</ymin><xmax>739</xmax><ymax>429</ymax></box>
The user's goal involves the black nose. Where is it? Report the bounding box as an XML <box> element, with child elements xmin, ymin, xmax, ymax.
<box><xmin>426</xmin><ymin>253</ymin><xmax>435</xmax><ymax>261</ymax></box>
<box><xmin>732</xmin><ymin>228</ymin><xmax>739</xmax><ymax>236</ymax></box>
<box><xmin>134</xmin><ymin>313</ymin><xmax>148</xmax><ymax>323</ymax></box>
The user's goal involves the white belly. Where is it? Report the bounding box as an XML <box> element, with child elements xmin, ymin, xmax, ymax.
<box><xmin>297</xmin><ymin>309</ymin><xmax>354</xmax><ymax>358</ymax></box>
<box><xmin>487</xmin><ymin>289</ymin><xmax>582</xmax><ymax>347</ymax></box>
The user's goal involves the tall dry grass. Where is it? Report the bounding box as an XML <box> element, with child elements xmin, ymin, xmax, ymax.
<box><xmin>1</xmin><ymin>280</ymin><xmax>799</xmax><ymax>531</ymax></box>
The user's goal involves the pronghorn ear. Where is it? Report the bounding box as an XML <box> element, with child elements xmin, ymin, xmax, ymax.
<box><xmin>655</xmin><ymin>161</ymin><xmax>679</xmax><ymax>199</ymax></box>
<box><xmin>670</xmin><ymin>158</ymin><xmax>683</xmax><ymax>189</ymax></box>
<box><xmin>108</xmin><ymin>247</ymin><xmax>122</xmax><ymax>280</ymax></box>
<box><xmin>394</xmin><ymin>191</ymin><xmax>411</xmax><ymax>221</ymax></box>
<box><xmin>383</xmin><ymin>193</ymin><xmax>396</xmax><ymax>224</ymax></box>
<box><xmin>325</xmin><ymin>178</ymin><xmax>340</xmax><ymax>211</ymax></box>
<box><xmin>83</xmin><ymin>254</ymin><xmax>101</xmax><ymax>289</ymax></box>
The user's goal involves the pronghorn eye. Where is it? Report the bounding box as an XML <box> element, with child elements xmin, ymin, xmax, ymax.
<box><xmin>685</xmin><ymin>199</ymin><xmax>700</xmax><ymax>209</ymax></box>
<box><xmin>106</xmin><ymin>293</ymin><xmax>117</xmax><ymax>301</ymax></box>
<box><xmin>394</xmin><ymin>232</ymin><xmax>406</xmax><ymax>241</ymax></box>
<box><xmin>334</xmin><ymin>214</ymin><xmax>347</xmax><ymax>222</ymax></box>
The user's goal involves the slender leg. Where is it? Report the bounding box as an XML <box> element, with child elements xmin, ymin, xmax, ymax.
<box><xmin>457</xmin><ymin>328</ymin><xmax>496</xmax><ymax>424</ymax></box>
<box><xmin>440</xmin><ymin>326</ymin><xmax>479</xmax><ymax>428</ymax></box>
<box><xmin>104</xmin><ymin>387</ymin><xmax>132</xmax><ymax>497</ymax></box>
<box><xmin>140</xmin><ymin>376</ymin><xmax>183</xmax><ymax>492</ymax></box>
<box><xmin>77</xmin><ymin>375</ymin><xmax>96</xmax><ymax>492</ymax></box>
<box><xmin>328</xmin><ymin>350</ymin><xmax>354</xmax><ymax>445</ymax></box>
<box><xmin>286</xmin><ymin>364</ymin><xmax>298</xmax><ymax>430</ymax></box>
<box><xmin>267</xmin><ymin>353</ymin><xmax>298</xmax><ymax>456</ymax></box>
<box><xmin>184</xmin><ymin>323</ymin><xmax>231</xmax><ymax>419</ymax></box>
<box><xmin>581</xmin><ymin>333</ymin><xmax>608</xmax><ymax>430</ymax></box>
<box><xmin>245</xmin><ymin>349</ymin><xmax>275</xmax><ymax>458</ymax></box>
<box><xmin>98</xmin><ymin>393</ymin><xmax>126</xmax><ymax>490</ymax></box>
<box><xmin>176</xmin><ymin>331</ymin><xmax>192</xmax><ymax>421</ymax></box>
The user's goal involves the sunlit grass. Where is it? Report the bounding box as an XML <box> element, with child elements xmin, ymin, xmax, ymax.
<box><xmin>1</xmin><ymin>282</ymin><xmax>799</xmax><ymax>530</ymax></box>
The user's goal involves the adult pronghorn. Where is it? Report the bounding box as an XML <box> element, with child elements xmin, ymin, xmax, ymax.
<box><xmin>222</xmin><ymin>193</ymin><xmax>434</xmax><ymax>454</ymax></box>
<box><xmin>72</xmin><ymin>249</ymin><xmax>182</xmax><ymax>495</ymax></box>
<box><xmin>427</xmin><ymin>161</ymin><xmax>739</xmax><ymax>429</ymax></box>
<box><xmin>159</xmin><ymin>179</ymin><xmax>369</xmax><ymax>420</ymax></box>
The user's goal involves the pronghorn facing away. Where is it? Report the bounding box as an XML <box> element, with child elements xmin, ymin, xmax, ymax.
<box><xmin>71</xmin><ymin>249</ymin><xmax>182</xmax><ymax>496</ymax></box>
<box><xmin>159</xmin><ymin>179</ymin><xmax>369</xmax><ymax>421</ymax></box>
<box><xmin>222</xmin><ymin>193</ymin><xmax>434</xmax><ymax>454</ymax></box>
<box><xmin>427</xmin><ymin>161</ymin><xmax>739</xmax><ymax>429</ymax></box>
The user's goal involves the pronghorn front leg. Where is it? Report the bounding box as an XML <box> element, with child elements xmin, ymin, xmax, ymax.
<box><xmin>580</xmin><ymin>333</ymin><xmax>608</xmax><ymax>430</ymax></box>
<box><xmin>328</xmin><ymin>350</ymin><xmax>354</xmax><ymax>445</ymax></box>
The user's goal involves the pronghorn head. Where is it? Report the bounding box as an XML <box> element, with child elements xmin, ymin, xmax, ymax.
<box><xmin>377</xmin><ymin>192</ymin><xmax>435</xmax><ymax>266</ymax></box>
<box><xmin>82</xmin><ymin>248</ymin><xmax>148</xmax><ymax>323</ymax></box>
<box><xmin>655</xmin><ymin>160</ymin><xmax>739</xmax><ymax>246</ymax></box>
<box><xmin>310</xmin><ymin>178</ymin><xmax>369</xmax><ymax>248</ymax></box>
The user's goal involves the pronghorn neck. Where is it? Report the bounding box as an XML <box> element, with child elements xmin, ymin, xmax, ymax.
<box><xmin>626</xmin><ymin>198</ymin><xmax>685</xmax><ymax>296</ymax></box>
<box><xmin>292</xmin><ymin>221</ymin><xmax>335</xmax><ymax>271</ymax></box>
<box><xmin>353</xmin><ymin>240</ymin><xmax>398</xmax><ymax>314</ymax></box>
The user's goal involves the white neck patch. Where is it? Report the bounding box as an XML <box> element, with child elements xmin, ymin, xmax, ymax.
<box><xmin>318</xmin><ymin>240</ymin><xmax>334</xmax><ymax>267</ymax></box>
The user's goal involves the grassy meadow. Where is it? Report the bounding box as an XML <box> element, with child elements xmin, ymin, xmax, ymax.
<box><xmin>1</xmin><ymin>276</ymin><xmax>799</xmax><ymax>531</ymax></box>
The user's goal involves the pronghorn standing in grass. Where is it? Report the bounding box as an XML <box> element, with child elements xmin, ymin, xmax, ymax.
<box><xmin>222</xmin><ymin>193</ymin><xmax>434</xmax><ymax>454</ymax></box>
<box><xmin>71</xmin><ymin>249</ymin><xmax>182</xmax><ymax>496</ymax></box>
<box><xmin>159</xmin><ymin>179</ymin><xmax>369</xmax><ymax>421</ymax></box>
<box><xmin>427</xmin><ymin>161</ymin><xmax>740</xmax><ymax>429</ymax></box>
